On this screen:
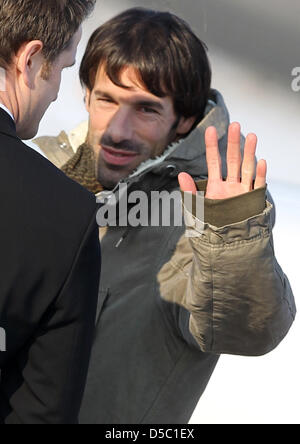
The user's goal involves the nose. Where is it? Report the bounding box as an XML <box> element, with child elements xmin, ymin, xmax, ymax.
<box><xmin>107</xmin><ymin>107</ymin><xmax>133</xmax><ymax>143</ymax></box>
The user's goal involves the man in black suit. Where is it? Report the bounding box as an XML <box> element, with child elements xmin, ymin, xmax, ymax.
<box><xmin>0</xmin><ymin>0</ymin><xmax>100</xmax><ymax>424</ymax></box>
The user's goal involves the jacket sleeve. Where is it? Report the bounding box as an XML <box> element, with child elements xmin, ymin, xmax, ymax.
<box><xmin>5</xmin><ymin>214</ymin><xmax>101</xmax><ymax>424</ymax></box>
<box><xmin>159</xmin><ymin>184</ymin><xmax>296</xmax><ymax>356</ymax></box>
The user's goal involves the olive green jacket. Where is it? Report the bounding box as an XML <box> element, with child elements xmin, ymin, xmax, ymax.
<box><xmin>34</xmin><ymin>90</ymin><xmax>296</xmax><ymax>423</ymax></box>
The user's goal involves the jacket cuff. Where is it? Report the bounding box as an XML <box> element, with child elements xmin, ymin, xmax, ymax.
<box><xmin>183</xmin><ymin>179</ymin><xmax>267</xmax><ymax>228</ymax></box>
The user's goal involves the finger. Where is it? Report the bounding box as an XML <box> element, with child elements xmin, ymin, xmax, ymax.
<box><xmin>226</xmin><ymin>122</ymin><xmax>242</xmax><ymax>183</ymax></box>
<box><xmin>178</xmin><ymin>172</ymin><xmax>197</xmax><ymax>195</ymax></box>
<box><xmin>241</xmin><ymin>133</ymin><xmax>257</xmax><ymax>189</ymax></box>
<box><xmin>254</xmin><ymin>159</ymin><xmax>267</xmax><ymax>189</ymax></box>
<box><xmin>205</xmin><ymin>126</ymin><xmax>222</xmax><ymax>182</ymax></box>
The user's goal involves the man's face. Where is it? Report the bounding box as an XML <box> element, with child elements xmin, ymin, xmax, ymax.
<box><xmin>19</xmin><ymin>27</ymin><xmax>82</xmax><ymax>140</ymax></box>
<box><xmin>85</xmin><ymin>66</ymin><xmax>194</xmax><ymax>189</ymax></box>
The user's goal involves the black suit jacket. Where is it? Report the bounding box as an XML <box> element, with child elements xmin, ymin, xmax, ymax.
<box><xmin>0</xmin><ymin>109</ymin><xmax>101</xmax><ymax>424</ymax></box>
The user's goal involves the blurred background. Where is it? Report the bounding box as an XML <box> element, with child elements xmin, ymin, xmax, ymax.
<box><xmin>33</xmin><ymin>0</ymin><xmax>300</xmax><ymax>424</ymax></box>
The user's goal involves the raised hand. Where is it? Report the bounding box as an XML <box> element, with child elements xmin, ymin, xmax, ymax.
<box><xmin>179</xmin><ymin>122</ymin><xmax>267</xmax><ymax>199</ymax></box>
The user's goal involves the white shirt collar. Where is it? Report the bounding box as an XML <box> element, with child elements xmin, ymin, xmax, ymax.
<box><xmin>0</xmin><ymin>103</ymin><xmax>14</xmax><ymax>122</ymax></box>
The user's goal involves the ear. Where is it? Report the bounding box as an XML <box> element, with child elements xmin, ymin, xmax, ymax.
<box><xmin>85</xmin><ymin>89</ymin><xmax>91</xmax><ymax>112</ymax></box>
<box><xmin>176</xmin><ymin>115</ymin><xmax>197</xmax><ymax>136</ymax></box>
<box><xmin>16</xmin><ymin>41</ymin><xmax>44</xmax><ymax>88</ymax></box>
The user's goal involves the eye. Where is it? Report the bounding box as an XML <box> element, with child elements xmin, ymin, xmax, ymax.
<box><xmin>97</xmin><ymin>98</ymin><xmax>115</xmax><ymax>104</ymax></box>
<box><xmin>140</xmin><ymin>106</ymin><xmax>158</xmax><ymax>114</ymax></box>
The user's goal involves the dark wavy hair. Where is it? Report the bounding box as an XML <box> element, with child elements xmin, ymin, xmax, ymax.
<box><xmin>80</xmin><ymin>7</ymin><xmax>211</xmax><ymax>126</ymax></box>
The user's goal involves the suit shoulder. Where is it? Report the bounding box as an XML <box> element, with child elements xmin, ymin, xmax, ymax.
<box><xmin>0</xmin><ymin>134</ymin><xmax>96</xmax><ymax>229</ymax></box>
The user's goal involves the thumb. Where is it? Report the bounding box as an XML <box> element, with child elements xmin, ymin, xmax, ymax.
<box><xmin>178</xmin><ymin>172</ymin><xmax>197</xmax><ymax>195</ymax></box>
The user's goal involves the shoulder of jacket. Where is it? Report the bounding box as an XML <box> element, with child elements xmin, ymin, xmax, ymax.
<box><xmin>33</xmin><ymin>131</ymin><xmax>75</xmax><ymax>169</ymax></box>
<box><xmin>0</xmin><ymin>133</ymin><xmax>96</xmax><ymax>240</ymax></box>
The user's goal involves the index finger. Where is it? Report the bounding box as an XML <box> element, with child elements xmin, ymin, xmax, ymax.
<box><xmin>205</xmin><ymin>126</ymin><xmax>222</xmax><ymax>182</ymax></box>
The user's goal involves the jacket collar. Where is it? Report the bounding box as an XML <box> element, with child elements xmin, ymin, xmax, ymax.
<box><xmin>0</xmin><ymin>107</ymin><xmax>17</xmax><ymax>139</ymax></box>
<box><xmin>0</xmin><ymin>103</ymin><xmax>14</xmax><ymax>122</ymax></box>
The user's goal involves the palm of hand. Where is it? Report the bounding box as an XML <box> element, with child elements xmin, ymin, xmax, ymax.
<box><xmin>205</xmin><ymin>179</ymin><xmax>252</xmax><ymax>200</ymax></box>
<box><xmin>179</xmin><ymin>122</ymin><xmax>267</xmax><ymax>199</ymax></box>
